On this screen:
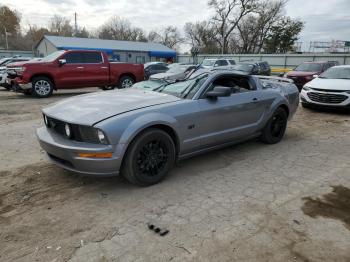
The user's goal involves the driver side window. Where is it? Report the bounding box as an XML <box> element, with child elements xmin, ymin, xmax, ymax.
<box><xmin>205</xmin><ymin>75</ymin><xmax>253</xmax><ymax>96</ymax></box>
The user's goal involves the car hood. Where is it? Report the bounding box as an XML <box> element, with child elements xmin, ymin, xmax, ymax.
<box><xmin>7</xmin><ymin>60</ymin><xmax>44</xmax><ymax>68</ymax></box>
<box><xmin>287</xmin><ymin>71</ymin><xmax>318</xmax><ymax>77</ymax></box>
<box><xmin>150</xmin><ymin>72</ymin><xmax>183</xmax><ymax>80</ymax></box>
<box><xmin>43</xmin><ymin>88</ymin><xmax>180</xmax><ymax>126</ymax></box>
<box><xmin>306</xmin><ymin>78</ymin><xmax>350</xmax><ymax>91</ymax></box>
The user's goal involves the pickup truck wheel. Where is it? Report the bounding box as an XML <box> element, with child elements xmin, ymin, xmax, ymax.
<box><xmin>122</xmin><ymin>129</ymin><xmax>175</xmax><ymax>186</ymax></box>
<box><xmin>260</xmin><ymin>107</ymin><xmax>288</xmax><ymax>144</ymax></box>
<box><xmin>32</xmin><ymin>77</ymin><xmax>53</xmax><ymax>98</ymax></box>
<box><xmin>119</xmin><ymin>76</ymin><xmax>134</xmax><ymax>89</ymax></box>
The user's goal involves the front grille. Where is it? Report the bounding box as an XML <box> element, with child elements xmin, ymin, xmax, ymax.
<box><xmin>311</xmin><ymin>88</ymin><xmax>347</xmax><ymax>93</ymax></box>
<box><xmin>46</xmin><ymin>116</ymin><xmax>100</xmax><ymax>144</ymax></box>
<box><xmin>307</xmin><ymin>92</ymin><xmax>347</xmax><ymax>104</ymax></box>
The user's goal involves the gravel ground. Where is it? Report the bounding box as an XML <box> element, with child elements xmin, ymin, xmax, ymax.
<box><xmin>0</xmin><ymin>88</ymin><xmax>350</xmax><ymax>262</ymax></box>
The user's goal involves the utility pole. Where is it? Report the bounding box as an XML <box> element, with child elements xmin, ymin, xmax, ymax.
<box><xmin>74</xmin><ymin>12</ymin><xmax>78</xmax><ymax>36</ymax></box>
<box><xmin>3</xmin><ymin>26</ymin><xmax>9</xmax><ymax>50</ymax></box>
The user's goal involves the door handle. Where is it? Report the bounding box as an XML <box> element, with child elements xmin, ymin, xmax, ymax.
<box><xmin>101</xmin><ymin>66</ymin><xmax>108</xmax><ymax>69</ymax></box>
<box><xmin>252</xmin><ymin>98</ymin><xmax>259</xmax><ymax>103</ymax></box>
<box><xmin>76</xmin><ymin>66</ymin><xmax>84</xmax><ymax>69</ymax></box>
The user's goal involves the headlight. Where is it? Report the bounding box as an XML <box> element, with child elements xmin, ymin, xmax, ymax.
<box><xmin>65</xmin><ymin>124</ymin><xmax>71</xmax><ymax>138</ymax></box>
<box><xmin>97</xmin><ymin>129</ymin><xmax>108</xmax><ymax>144</ymax></box>
<box><xmin>302</xmin><ymin>86</ymin><xmax>311</xmax><ymax>91</ymax></box>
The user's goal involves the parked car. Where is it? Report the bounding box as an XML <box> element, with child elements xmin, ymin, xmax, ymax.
<box><xmin>37</xmin><ymin>71</ymin><xmax>299</xmax><ymax>186</ymax></box>
<box><xmin>6</xmin><ymin>50</ymin><xmax>144</xmax><ymax>97</ymax></box>
<box><xmin>150</xmin><ymin>64</ymin><xmax>198</xmax><ymax>81</ymax></box>
<box><xmin>144</xmin><ymin>62</ymin><xmax>169</xmax><ymax>79</ymax></box>
<box><xmin>232</xmin><ymin>61</ymin><xmax>271</xmax><ymax>76</ymax></box>
<box><xmin>201</xmin><ymin>58</ymin><xmax>236</xmax><ymax>69</ymax></box>
<box><xmin>0</xmin><ymin>57</ymin><xmax>33</xmax><ymax>89</ymax></box>
<box><xmin>132</xmin><ymin>79</ymin><xmax>169</xmax><ymax>91</ymax></box>
<box><xmin>300</xmin><ymin>65</ymin><xmax>350</xmax><ymax>109</ymax></box>
<box><xmin>285</xmin><ymin>61</ymin><xmax>339</xmax><ymax>90</ymax></box>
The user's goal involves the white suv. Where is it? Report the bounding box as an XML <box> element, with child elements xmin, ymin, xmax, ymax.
<box><xmin>0</xmin><ymin>57</ymin><xmax>33</xmax><ymax>89</ymax></box>
<box><xmin>201</xmin><ymin>58</ymin><xmax>236</xmax><ymax>70</ymax></box>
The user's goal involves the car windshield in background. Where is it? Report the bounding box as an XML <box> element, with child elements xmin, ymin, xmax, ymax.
<box><xmin>167</xmin><ymin>65</ymin><xmax>190</xmax><ymax>74</ymax></box>
<box><xmin>41</xmin><ymin>50</ymin><xmax>66</xmax><ymax>62</ymax></box>
<box><xmin>294</xmin><ymin>63</ymin><xmax>322</xmax><ymax>72</ymax></box>
<box><xmin>0</xmin><ymin>59</ymin><xmax>10</xmax><ymax>66</ymax></box>
<box><xmin>157</xmin><ymin>74</ymin><xmax>208</xmax><ymax>99</ymax></box>
<box><xmin>132</xmin><ymin>80</ymin><xmax>168</xmax><ymax>90</ymax></box>
<box><xmin>320</xmin><ymin>67</ymin><xmax>350</xmax><ymax>79</ymax></box>
<box><xmin>233</xmin><ymin>63</ymin><xmax>253</xmax><ymax>71</ymax></box>
<box><xmin>202</xmin><ymin>60</ymin><xmax>215</xmax><ymax>66</ymax></box>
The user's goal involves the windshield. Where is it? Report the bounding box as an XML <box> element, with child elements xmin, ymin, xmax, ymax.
<box><xmin>167</xmin><ymin>65</ymin><xmax>190</xmax><ymax>74</ymax></box>
<box><xmin>0</xmin><ymin>59</ymin><xmax>10</xmax><ymax>66</ymax></box>
<box><xmin>233</xmin><ymin>63</ymin><xmax>253</xmax><ymax>72</ymax></box>
<box><xmin>157</xmin><ymin>74</ymin><xmax>208</xmax><ymax>99</ymax></box>
<box><xmin>202</xmin><ymin>60</ymin><xmax>215</xmax><ymax>66</ymax></box>
<box><xmin>294</xmin><ymin>63</ymin><xmax>322</xmax><ymax>72</ymax></box>
<box><xmin>319</xmin><ymin>67</ymin><xmax>350</xmax><ymax>79</ymax></box>
<box><xmin>41</xmin><ymin>50</ymin><xmax>65</xmax><ymax>62</ymax></box>
<box><xmin>132</xmin><ymin>80</ymin><xmax>168</xmax><ymax>90</ymax></box>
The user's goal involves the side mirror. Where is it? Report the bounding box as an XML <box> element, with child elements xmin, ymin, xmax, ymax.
<box><xmin>206</xmin><ymin>86</ymin><xmax>231</xmax><ymax>99</ymax></box>
<box><xmin>58</xmin><ymin>59</ymin><xmax>66</xmax><ymax>66</ymax></box>
<box><xmin>214</xmin><ymin>63</ymin><xmax>219</xmax><ymax>67</ymax></box>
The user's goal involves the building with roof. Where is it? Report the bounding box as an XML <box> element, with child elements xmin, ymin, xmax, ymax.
<box><xmin>35</xmin><ymin>35</ymin><xmax>177</xmax><ymax>64</ymax></box>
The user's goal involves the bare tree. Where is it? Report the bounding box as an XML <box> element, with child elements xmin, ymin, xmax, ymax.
<box><xmin>48</xmin><ymin>15</ymin><xmax>73</xmax><ymax>36</ymax></box>
<box><xmin>208</xmin><ymin>0</ymin><xmax>258</xmax><ymax>54</ymax></box>
<box><xmin>236</xmin><ymin>0</ymin><xmax>286</xmax><ymax>53</ymax></box>
<box><xmin>184</xmin><ymin>21</ymin><xmax>220</xmax><ymax>54</ymax></box>
<box><xmin>148</xmin><ymin>26</ymin><xmax>183</xmax><ymax>49</ymax></box>
<box><xmin>98</xmin><ymin>16</ymin><xmax>146</xmax><ymax>41</ymax></box>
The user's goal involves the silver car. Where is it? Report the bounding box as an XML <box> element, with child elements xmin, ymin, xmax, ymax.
<box><xmin>37</xmin><ymin>71</ymin><xmax>299</xmax><ymax>186</ymax></box>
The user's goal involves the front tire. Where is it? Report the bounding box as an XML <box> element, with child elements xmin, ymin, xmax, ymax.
<box><xmin>31</xmin><ymin>77</ymin><xmax>53</xmax><ymax>98</ymax></box>
<box><xmin>119</xmin><ymin>76</ymin><xmax>134</xmax><ymax>89</ymax></box>
<box><xmin>260</xmin><ymin>107</ymin><xmax>288</xmax><ymax>144</ymax></box>
<box><xmin>122</xmin><ymin>129</ymin><xmax>176</xmax><ymax>186</ymax></box>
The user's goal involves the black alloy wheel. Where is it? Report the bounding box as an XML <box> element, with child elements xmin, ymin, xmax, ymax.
<box><xmin>122</xmin><ymin>129</ymin><xmax>176</xmax><ymax>186</ymax></box>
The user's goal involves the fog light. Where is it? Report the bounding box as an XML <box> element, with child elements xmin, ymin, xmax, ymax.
<box><xmin>43</xmin><ymin>115</ymin><xmax>49</xmax><ymax>127</ymax></box>
<box><xmin>65</xmin><ymin>124</ymin><xmax>71</xmax><ymax>138</ymax></box>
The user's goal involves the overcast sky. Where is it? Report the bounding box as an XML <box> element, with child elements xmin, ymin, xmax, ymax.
<box><xmin>2</xmin><ymin>0</ymin><xmax>350</xmax><ymax>51</ymax></box>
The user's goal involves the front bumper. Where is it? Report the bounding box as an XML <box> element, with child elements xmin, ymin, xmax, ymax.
<box><xmin>300</xmin><ymin>89</ymin><xmax>350</xmax><ymax>108</ymax></box>
<box><xmin>12</xmin><ymin>77</ymin><xmax>32</xmax><ymax>90</ymax></box>
<box><xmin>37</xmin><ymin>127</ymin><xmax>124</xmax><ymax>176</ymax></box>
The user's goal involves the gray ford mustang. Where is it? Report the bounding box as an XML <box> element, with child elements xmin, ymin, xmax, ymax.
<box><xmin>37</xmin><ymin>71</ymin><xmax>299</xmax><ymax>186</ymax></box>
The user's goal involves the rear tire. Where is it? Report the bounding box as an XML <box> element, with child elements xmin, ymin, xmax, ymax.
<box><xmin>119</xmin><ymin>76</ymin><xmax>134</xmax><ymax>89</ymax></box>
<box><xmin>260</xmin><ymin>107</ymin><xmax>288</xmax><ymax>144</ymax></box>
<box><xmin>31</xmin><ymin>77</ymin><xmax>53</xmax><ymax>98</ymax></box>
<box><xmin>122</xmin><ymin>129</ymin><xmax>176</xmax><ymax>186</ymax></box>
<box><xmin>102</xmin><ymin>85</ymin><xmax>115</xmax><ymax>90</ymax></box>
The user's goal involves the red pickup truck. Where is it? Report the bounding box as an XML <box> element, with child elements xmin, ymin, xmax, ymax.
<box><xmin>6</xmin><ymin>50</ymin><xmax>144</xmax><ymax>97</ymax></box>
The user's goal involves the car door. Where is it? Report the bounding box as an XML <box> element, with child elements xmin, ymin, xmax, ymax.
<box><xmin>55</xmin><ymin>52</ymin><xmax>86</xmax><ymax>88</ymax></box>
<box><xmin>196</xmin><ymin>75</ymin><xmax>269</xmax><ymax>148</ymax></box>
<box><xmin>81</xmin><ymin>52</ymin><xmax>109</xmax><ymax>87</ymax></box>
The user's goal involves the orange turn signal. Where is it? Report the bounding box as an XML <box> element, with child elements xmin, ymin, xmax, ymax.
<box><xmin>78</xmin><ymin>152</ymin><xmax>113</xmax><ymax>158</ymax></box>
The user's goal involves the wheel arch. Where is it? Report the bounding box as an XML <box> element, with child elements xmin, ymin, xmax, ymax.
<box><xmin>30</xmin><ymin>74</ymin><xmax>56</xmax><ymax>90</ymax></box>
